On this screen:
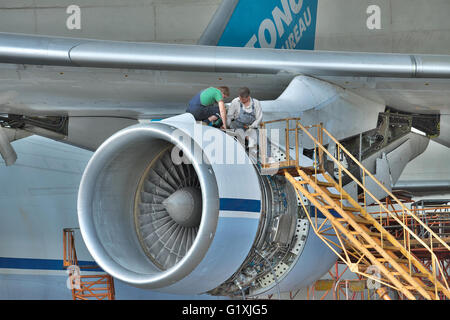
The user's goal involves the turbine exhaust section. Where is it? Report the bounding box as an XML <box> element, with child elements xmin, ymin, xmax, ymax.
<box><xmin>77</xmin><ymin>114</ymin><xmax>336</xmax><ymax>297</ymax></box>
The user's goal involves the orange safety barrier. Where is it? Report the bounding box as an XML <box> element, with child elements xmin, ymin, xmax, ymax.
<box><xmin>63</xmin><ymin>228</ymin><xmax>115</xmax><ymax>300</ymax></box>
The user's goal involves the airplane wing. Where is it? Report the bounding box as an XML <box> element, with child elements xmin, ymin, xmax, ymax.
<box><xmin>1</xmin><ymin>32</ymin><xmax>450</xmax><ymax>147</ymax></box>
<box><xmin>2</xmin><ymin>32</ymin><xmax>450</xmax><ymax>77</ymax></box>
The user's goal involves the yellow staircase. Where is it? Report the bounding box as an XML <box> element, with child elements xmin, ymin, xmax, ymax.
<box><xmin>259</xmin><ymin>119</ymin><xmax>450</xmax><ymax>300</ymax></box>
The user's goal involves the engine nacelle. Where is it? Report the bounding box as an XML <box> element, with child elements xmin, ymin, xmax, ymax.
<box><xmin>77</xmin><ymin>113</ymin><xmax>336</xmax><ymax>297</ymax></box>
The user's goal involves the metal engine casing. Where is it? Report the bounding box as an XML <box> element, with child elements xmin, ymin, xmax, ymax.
<box><xmin>77</xmin><ymin>113</ymin><xmax>337</xmax><ymax>296</ymax></box>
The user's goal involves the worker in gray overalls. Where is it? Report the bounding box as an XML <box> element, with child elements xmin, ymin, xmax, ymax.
<box><xmin>227</xmin><ymin>87</ymin><xmax>263</xmax><ymax>159</ymax></box>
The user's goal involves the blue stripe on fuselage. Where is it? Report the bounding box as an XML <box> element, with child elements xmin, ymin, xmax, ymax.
<box><xmin>2</xmin><ymin>198</ymin><xmax>261</xmax><ymax>271</ymax></box>
<box><xmin>220</xmin><ymin>198</ymin><xmax>261</xmax><ymax>212</ymax></box>
<box><xmin>0</xmin><ymin>257</ymin><xmax>100</xmax><ymax>271</ymax></box>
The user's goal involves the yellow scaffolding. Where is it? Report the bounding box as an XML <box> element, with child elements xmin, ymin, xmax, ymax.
<box><xmin>260</xmin><ymin>118</ymin><xmax>450</xmax><ymax>300</ymax></box>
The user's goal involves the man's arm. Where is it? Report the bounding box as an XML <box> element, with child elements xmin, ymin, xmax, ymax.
<box><xmin>218</xmin><ymin>100</ymin><xmax>227</xmax><ymax>129</ymax></box>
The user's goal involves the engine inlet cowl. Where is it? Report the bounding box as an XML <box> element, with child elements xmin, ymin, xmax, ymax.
<box><xmin>77</xmin><ymin>114</ymin><xmax>262</xmax><ymax>294</ymax></box>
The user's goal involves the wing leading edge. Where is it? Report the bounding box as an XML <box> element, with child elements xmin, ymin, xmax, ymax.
<box><xmin>3</xmin><ymin>32</ymin><xmax>450</xmax><ymax>147</ymax></box>
<box><xmin>1</xmin><ymin>32</ymin><xmax>450</xmax><ymax>78</ymax></box>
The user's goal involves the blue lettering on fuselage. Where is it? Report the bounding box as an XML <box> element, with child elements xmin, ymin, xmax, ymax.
<box><xmin>218</xmin><ymin>0</ymin><xmax>318</xmax><ymax>50</ymax></box>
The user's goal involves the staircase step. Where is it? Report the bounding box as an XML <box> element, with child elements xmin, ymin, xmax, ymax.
<box><xmin>379</xmin><ymin>257</ymin><xmax>411</xmax><ymax>265</ymax></box>
<box><xmin>363</xmin><ymin>244</ymin><xmax>401</xmax><ymax>251</ymax></box>
<box><xmin>351</xmin><ymin>230</ymin><xmax>381</xmax><ymax>238</ymax></box>
<box><xmin>381</xmin><ymin>245</ymin><xmax>405</xmax><ymax>252</ymax></box>
<box><xmin>308</xmin><ymin>192</ymin><xmax>349</xmax><ymax>201</ymax></box>
<box><xmin>404</xmin><ymin>285</ymin><xmax>438</xmax><ymax>293</ymax></box>
<box><xmin>344</xmin><ymin>206</ymin><xmax>361</xmax><ymax>212</ymax></box>
<box><xmin>301</xmin><ymin>167</ymin><xmax>325</xmax><ymax>175</ymax></box>
<box><xmin>324</xmin><ymin>205</ymin><xmax>361</xmax><ymax>212</ymax></box>
<box><xmin>391</xmin><ymin>271</ymin><xmax>429</xmax><ymax>278</ymax></box>
<box><xmin>337</xmin><ymin>217</ymin><xmax>372</xmax><ymax>225</ymax></box>
<box><xmin>316</xmin><ymin>181</ymin><xmax>335</xmax><ymax>187</ymax></box>
<box><xmin>327</xmin><ymin>193</ymin><xmax>348</xmax><ymax>200</ymax></box>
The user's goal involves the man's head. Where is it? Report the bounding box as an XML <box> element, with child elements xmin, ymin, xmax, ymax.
<box><xmin>218</xmin><ymin>86</ymin><xmax>230</xmax><ymax>99</ymax></box>
<box><xmin>238</xmin><ymin>87</ymin><xmax>251</xmax><ymax>104</ymax></box>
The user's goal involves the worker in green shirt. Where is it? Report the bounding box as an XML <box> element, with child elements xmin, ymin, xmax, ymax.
<box><xmin>186</xmin><ymin>86</ymin><xmax>229</xmax><ymax>129</ymax></box>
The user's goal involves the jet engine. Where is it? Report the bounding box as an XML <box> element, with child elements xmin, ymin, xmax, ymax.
<box><xmin>77</xmin><ymin>114</ymin><xmax>336</xmax><ymax>297</ymax></box>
